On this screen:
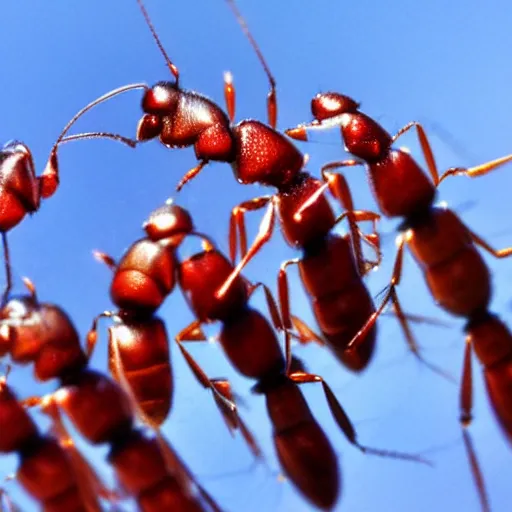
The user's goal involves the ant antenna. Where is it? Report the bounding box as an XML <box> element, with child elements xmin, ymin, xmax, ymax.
<box><xmin>223</xmin><ymin>0</ymin><xmax>278</xmax><ymax>128</ymax></box>
<box><xmin>50</xmin><ymin>83</ymin><xmax>147</xmax><ymax>154</ymax></box>
<box><xmin>136</xmin><ymin>0</ymin><xmax>180</xmax><ymax>82</ymax></box>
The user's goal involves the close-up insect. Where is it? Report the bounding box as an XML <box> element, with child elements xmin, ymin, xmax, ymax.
<box><xmin>1</xmin><ymin>0</ymin><xmax>512</xmax><ymax>511</ymax></box>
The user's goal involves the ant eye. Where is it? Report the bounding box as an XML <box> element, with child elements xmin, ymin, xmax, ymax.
<box><xmin>141</xmin><ymin>82</ymin><xmax>178</xmax><ymax>114</ymax></box>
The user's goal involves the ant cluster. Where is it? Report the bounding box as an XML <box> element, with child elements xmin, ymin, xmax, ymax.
<box><xmin>1</xmin><ymin>1</ymin><xmax>511</xmax><ymax>510</ymax></box>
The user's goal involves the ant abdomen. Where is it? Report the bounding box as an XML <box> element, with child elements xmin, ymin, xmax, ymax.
<box><xmin>265</xmin><ymin>378</ymin><xmax>339</xmax><ymax>510</ymax></box>
<box><xmin>108</xmin><ymin>317</ymin><xmax>173</xmax><ymax>425</ymax></box>
<box><xmin>408</xmin><ymin>208</ymin><xmax>492</xmax><ymax>317</ymax></box>
<box><xmin>299</xmin><ymin>234</ymin><xmax>377</xmax><ymax>371</ymax></box>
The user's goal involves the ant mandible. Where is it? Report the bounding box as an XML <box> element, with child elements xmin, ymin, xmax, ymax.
<box><xmin>286</xmin><ymin>92</ymin><xmax>512</xmax><ymax>511</ymax></box>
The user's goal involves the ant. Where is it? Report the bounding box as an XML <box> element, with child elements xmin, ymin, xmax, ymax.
<box><xmin>286</xmin><ymin>91</ymin><xmax>512</xmax><ymax>511</ymax></box>
<box><xmin>0</xmin><ymin>92</ymin><xmax>139</xmax><ymax>307</ymax></box>
<box><xmin>86</xmin><ymin>201</ymin><xmax>250</xmax><ymax>436</ymax></box>
<box><xmin>110</xmin><ymin>201</ymin><xmax>428</xmax><ymax>510</ymax></box>
<box><xmin>72</xmin><ymin>0</ymin><xmax>412</xmax><ymax>373</ymax></box>
<box><xmin>0</xmin><ymin>279</ymin><xmax>221</xmax><ymax>512</ymax></box>
<box><xmin>0</xmin><ymin>369</ymin><xmax>110</xmax><ymax>511</ymax></box>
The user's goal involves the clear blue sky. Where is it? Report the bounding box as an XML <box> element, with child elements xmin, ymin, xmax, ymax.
<box><xmin>1</xmin><ymin>1</ymin><xmax>512</xmax><ymax>510</ymax></box>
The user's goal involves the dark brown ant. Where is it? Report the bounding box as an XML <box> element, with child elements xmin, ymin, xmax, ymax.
<box><xmin>0</xmin><ymin>279</ymin><xmax>221</xmax><ymax>512</ymax></box>
<box><xmin>286</xmin><ymin>92</ymin><xmax>512</xmax><ymax>511</ymax></box>
<box><xmin>120</xmin><ymin>202</ymin><xmax>429</xmax><ymax>510</ymax></box>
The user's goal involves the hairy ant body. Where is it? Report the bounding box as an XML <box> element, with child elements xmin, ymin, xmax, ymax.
<box><xmin>0</xmin><ymin>280</ymin><xmax>219</xmax><ymax>511</ymax></box>
<box><xmin>286</xmin><ymin>92</ymin><xmax>512</xmax><ymax>510</ymax></box>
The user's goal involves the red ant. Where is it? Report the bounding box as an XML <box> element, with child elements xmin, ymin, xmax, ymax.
<box><xmin>58</xmin><ymin>1</ymin><xmax>450</xmax><ymax>378</ymax></box>
<box><xmin>88</xmin><ymin>200</ymin><xmax>264</xmax><ymax>455</ymax></box>
<box><xmin>105</xmin><ymin>201</ymin><xmax>428</xmax><ymax>510</ymax></box>
<box><xmin>0</xmin><ymin>98</ymin><xmax>138</xmax><ymax>307</ymax></box>
<box><xmin>0</xmin><ymin>369</ymin><xmax>111</xmax><ymax>511</ymax></box>
<box><xmin>286</xmin><ymin>92</ymin><xmax>512</xmax><ymax>510</ymax></box>
<box><xmin>71</xmin><ymin>0</ymin><xmax>408</xmax><ymax>374</ymax></box>
<box><xmin>0</xmin><ymin>279</ymin><xmax>221</xmax><ymax>512</ymax></box>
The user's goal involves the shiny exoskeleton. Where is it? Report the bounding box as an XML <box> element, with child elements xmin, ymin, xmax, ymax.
<box><xmin>0</xmin><ymin>376</ymin><xmax>106</xmax><ymax>511</ymax></box>
<box><xmin>287</xmin><ymin>91</ymin><xmax>512</xmax><ymax>508</ymax></box>
<box><xmin>134</xmin><ymin>0</ymin><xmax>384</xmax><ymax>372</ymax></box>
<box><xmin>0</xmin><ymin>141</ymin><xmax>56</xmax><ymax>306</ymax></box>
<box><xmin>54</xmin><ymin>1</ymin><xmax>386</xmax><ymax>372</ymax></box>
<box><xmin>0</xmin><ymin>121</ymin><xmax>137</xmax><ymax>308</ymax></box>
<box><xmin>86</xmin><ymin>204</ymin><xmax>195</xmax><ymax>426</ymax></box>
<box><xmin>0</xmin><ymin>284</ymin><xmax>217</xmax><ymax>512</ymax></box>
<box><xmin>147</xmin><ymin>202</ymin><xmax>426</xmax><ymax>510</ymax></box>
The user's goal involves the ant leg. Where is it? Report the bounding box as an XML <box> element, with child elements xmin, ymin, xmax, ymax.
<box><xmin>462</xmin><ymin>429</ymin><xmax>491</xmax><ymax>512</ymax></box>
<box><xmin>86</xmin><ymin>311</ymin><xmax>116</xmax><ymax>359</ymax></box>
<box><xmin>277</xmin><ymin>258</ymin><xmax>325</xmax><ymax>372</ymax></box>
<box><xmin>247</xmin><ymin>281</ymin><xmax>283</xmax><ymax>332</ymax></box>
<box><xmin>323</xmin><ymin>167</ymin><xmax>382</xmax><ymax>274</ymax></box>
<box><xmin>439</xmin><ymin>154</ymin><xmax>512</xmax><ymax>185</ymax></box>
<box><xmin>392</xmin><ymin>121</ymin><xmax>442</xmax><ymax>186</ymax></box>
<box><xmin>458</xmin><ymin>339</ymin><xmax>491</xmax><ymax>512</ymax></box>
<box><xmin>460</xmin><ymin>336</ymin><xmax>473</xmax><ymax>427</ymax></box>
<box><xmin>92</xmin><ymin>251</ymin><xmax>118</xmax><ymax>271</ymax></box>
<box><xmin>349</xmin><ymin>237</ymin><xmax>453</xmax><ymax>380</ymax></box>
<box><xmin>175</xmin><ymin>322</ymin><xmax>262</xmax><ymax>458</ymax></box>
<box><xmin>176</xmin><ymin>161</ymin><xmax>209</xmax><ymax>192</ymax></box>
<box><xmin>154</xmin><ymin>432</ymin><xmax>223</xmax><ymax>512</ymax></box>
<box><xmin>224</xmin><ymin>72</ymin><xmax>236</xmax><ymax>123</ymax></box>
<box><xmin>1</xmin><ymin>233</ymin><xmax>12</xmax><ymax>306</ymax></box>
<box><xmin>217</xmin><ymin>198</ymin><xmax>276</xmax><ymax>298</ymax></box>
<box><xmin>229</xmin><ymin>195</ymin><xmax>272</xmax><ymax>263</ymax></box>
<box><xmin>288</xmin><ymin>372</ymin><xmax>431</xmax><ymax>465</ymax></box>
<box><xmin>393</xmin><ymin>121</ymin><xmax>512</xmax><ymax>188</ymax></box>
<box><xmin>468</xmin><ymin>229</ymin><xmax>512</xmax><ymax>259</ymax></box>
<box><xmin>347</xmin><ymin>237</ymin><xmax>406</xmax><ymax>353</ymax></box>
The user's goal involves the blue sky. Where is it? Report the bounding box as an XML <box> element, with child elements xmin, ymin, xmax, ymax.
<box><xmin>1</xmin><ymin>1</ymin><xmax>512</xmax><ymax>510</ymax></box>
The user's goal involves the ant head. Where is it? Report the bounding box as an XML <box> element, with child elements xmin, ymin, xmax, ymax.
<box><xmin>0</xmin><ymin>292</ymin><xmax>39</xmax><ymax>323</ymax></box>
<box><xmin>143</xmin><ymin>201</ymin><xmax>194</xmax><ymax>245</ymax></box>
<box><xmin>311</xmin><ymin>92</ymin><xmax>360</xmax><ymax>121</ymax></box>
<box><xmin>0</xmin><ymin>141</ymin><xmax>40</xmax><ymax>213</ymax></box>
<box><xmin>137</xmin><ymin>82</ymin><xmax>180</xmax><ymax>141</ymax></box>
<box><xmin>0</xmin><ymin>293</ymin><xmax>39</xmax><ymax>356</ymax></box>
<box><xmin>141</xmin><ymin>81</ymin><xmax>180</xmax><ymax>114</ymax></box>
